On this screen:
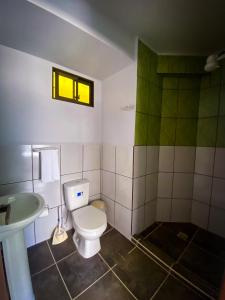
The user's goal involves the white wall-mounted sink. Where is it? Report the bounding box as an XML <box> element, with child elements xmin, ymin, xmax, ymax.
<box><xmin>0</xmin><ymin>192</ymin><xmax>45</xmax><ymax>300</ymax></box>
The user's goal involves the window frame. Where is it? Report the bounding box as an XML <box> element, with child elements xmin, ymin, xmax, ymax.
<box><xmin>52</xmin><ymin>67</ymin><xmax>94</xmax><ymax>107</ymax></box>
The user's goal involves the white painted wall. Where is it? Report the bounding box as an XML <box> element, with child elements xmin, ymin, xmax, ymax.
<box><xmin>0</xmin><ymin>44</ymin><xmax>102</xmax><ymax>144</ymax></box>
<box><xmin>102</xmin><ymin>63</ymin><xmax>137</xmax><ymax>145</ymax></box>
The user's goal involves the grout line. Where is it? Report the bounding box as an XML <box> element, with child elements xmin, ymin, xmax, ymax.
<box><xmin>56</xmin><ymin>250</ymin><xmax>77</xmax><ymax>264</ymax></box>
<box><xmin>150</xmin><ymin>273</ymin><xmax>170</xmax><ymax>299</ymax></box>
<box><xmin>128</xmin><ymin>245</ymin><xmax>137</xmax><ymax>255</ymax></box>
<box><xmin>143</xmin><ymin>222</ymin><xmax>163</xmax><ymax>240</ymax></box>
<box><xmin>46</xmin><ymin>241</ymin><xmax>73</xmax><ymax>300</ymax></box>
<box><xmin>111</xmin><ymin>270</ymin><xmax>138</xmax><ymax>300</ymax></box>
<box><xmin>170</xmin><ymin>267</ymin><xmax>216</xmax><ymax>300</ymax></box>
<box><xmin>173</xmin><ymin>228</ymin><xmax>199</xmax><ymax>266</ymax></box>
<box><xmin>102</xmin><ymin>226</ymin><xmax>114</xmax><ymax>236</ymax></box>
<box><xmin>31</xmin><ymin>262</ymin><xmax>56</xmax><ymax>277</ymax></box>
<box><xmin>73</xmin><ymin>269</ymin><xmax>111</xmax><ymax>300</ymax></box>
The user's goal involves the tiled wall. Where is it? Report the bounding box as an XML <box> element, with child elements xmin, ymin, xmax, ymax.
<box><xmin>192</xmin><ymin>63</ymin><xmax>225</xmax><ymax>238</ymax></box>
<box><xmin>101</xmin><ymin>144</ymin><xmax>158</xmax><ymax>238</ymax></box>
<box><xmin>134</xmin><ymin>40</ymin><xmax>225</xmax><ymax>239</ymax></box>
<box><xmin>135</xmin><ymin>41</ymin><xmax>162</xmax><ymax>146</ymax></box>
<box><xmin>0</xmin><ymin>144</ymin><xmax>101</xmax><ymax>247</ymax></box>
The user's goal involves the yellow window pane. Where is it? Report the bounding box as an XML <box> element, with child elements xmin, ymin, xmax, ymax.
<box><xmin>58</xmin><ymin>75</ymin><xmax>73</xmax><ymax>99</ymax></box>
<box><xmin>78</xmin><ymin>82</ymin><xmax>90</xmax><ymax>104</ymax></box>
<box><xmin>52</xmin><ymin>71</ymin><xmax>56</xmax><ymax>98</ymax></box>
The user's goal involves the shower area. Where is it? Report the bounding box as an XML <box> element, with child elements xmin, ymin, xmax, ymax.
<box><xmin>132</xmin><ymin>41</ymin><xmax>225</xmax><ymax>299</ymax></box>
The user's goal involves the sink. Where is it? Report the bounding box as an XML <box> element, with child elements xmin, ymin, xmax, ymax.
<box><xmin>0</xmin><ymin>193</ymin><xmax>45</xmax><ymax>300</ymax></box>
<box><xmin>0</xmin><ymin>193</ymin><xmax>44</xmax><ymax>241</ymax></box>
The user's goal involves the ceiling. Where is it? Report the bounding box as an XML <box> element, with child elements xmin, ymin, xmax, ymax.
<box><xmin>86</xmin><ymin>0</ymin><xmax>225</xmax><ymax>55</ymax></box>
<box><xmin>0</xmin><ymin>0</ymin><xmax>133</xmax><ymax>80</ymax></box>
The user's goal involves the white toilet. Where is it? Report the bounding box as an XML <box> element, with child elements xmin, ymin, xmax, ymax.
<box><xmin>63</xmin><ymin>179</ymin><xmax>107</xmax><ymax>258</ymax></box>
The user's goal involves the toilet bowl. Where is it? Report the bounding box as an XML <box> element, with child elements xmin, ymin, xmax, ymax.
<box><xmin>72</xmin><ymin>205</ymin><xmax>107</xmax><ymax>258</ymax></box>
<box><xmin>63</xmin><ymin>179</ymin><xmax>107</xmax><ymax>258</ymax></box>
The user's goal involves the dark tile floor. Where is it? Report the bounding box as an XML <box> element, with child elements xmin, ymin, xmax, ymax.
<box><xmin>28</xmin><ymin>223</ymin><xmax>213</xmax><ymax>300</ymax></box>
<box><xmin>133</xmin><ymin>222</ymin><xmax>225</xmax><ymax>299</ymax></box>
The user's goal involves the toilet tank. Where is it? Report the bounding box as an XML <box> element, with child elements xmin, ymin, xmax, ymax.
<box><xmin>63</xmin><ymin>179</ymin><xmax>89</xmax><ymax>211</ymax></box>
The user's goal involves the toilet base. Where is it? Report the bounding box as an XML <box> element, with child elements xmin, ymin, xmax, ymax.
<box><xmin>73</xmin><ymin>231</ymin><xmax>101</xmax><ymax>258</ymax></box>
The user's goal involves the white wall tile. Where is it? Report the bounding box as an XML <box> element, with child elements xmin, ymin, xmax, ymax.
<box><xmin>32</xmin><ymin>144</ymin><xmax>60</xmax><ymax>180</ymax></box>
<box><xmin>146</xmin><ymin>174</ymin><xmax>158</xmax><ymax>202</ymax></box>
<box><xmin>61</xmin><ymin>205</ymin><xmax>73</xmax><ymax>231</ymax></box>
<box><xmin>173</xmin><ymin>173</ymin><xmax>193</xmax><ymax>199</ymax></box>
<box><xmin>193</xmin><ymin>174</ymin><xmax>212</xmax><ymax>204</ymax></box>
<box><xmin>209</xmin><ymin>207</ymin><xmax>225</xmax><ymax>239</ymax></box>
<box><xmin>83</xmin><ymin>170</ymin><xmax>100</xmax><ymax>196</ymax></box>
<box><xmin>171</xmin><ymin>199</ymin><xmax>191</xmax><ymax>222</ymax></box>
<box><xmin>24</xmin><ymin>222</ymin><xmax>35</xmax><ymax>248</ymax></box>
<box><xmin>116</xmin><ymin>145</ymin><xmax>133</xmax><ymax>177</ymax></box>
<box><xmin>61</xmin><ymin>144</ymin><xmax>82</xmax><ymax>175</ymax></box>
<box><xmin>174</xmin><ymin>147</ymin><xmax>195</xmax><ymax>173</ymax></box>
<box><xmin>89</xmin><ymin>194</ymin><xmax>101</xmax><ymax>201</ymax></box>
<box><xmin>157</xmin><ymin>173</ymin><xmax>173</xmax><ymax>198</ymax></box>
<box><xmin>191</xmin><ymin>201</ymin><xmax>209</xmax><ymax>229</ymax></box>
<box><xmin>101</xmin><ymin>194</ymin><xmax>115</xmax><ymax>226</ymax></box>
<box><xmin>133</xmin><ymin>146</ymin><xmax>146</xmax><ymax>178</ymax></box>
<box><xmin>156</xmin><ymin>198</ymin><xmax>171</xmax><ymax>222</ymax></box>
<box><xmin>0</xmin><ymin>145</ymin><xmax>32</xmax><ymax>184</ymax></box>
<box><xmin>116</xmin><ymin>175</ymin><xmax>132</xmax><ymax>209</ymax></box>
<box><xmin>214</xmin><ymin>148</ymin><xmax>225</xmax><ymax>178</ymax></box>
<box><xmin>146</xmin><ymin>146</ymin><xmax>159</xmax><ymax>174</ymax></box>
<box><xmin>83</xmin><ymin>144</ymin><xmax>100</xmax><ymax>171</ymax></box>
<box><xmin>102</xmin><ymin>144</ymin><xmax>115</xmax><ymax>172</ymax></box>
<box><xmin>159</xmin><ymin>146</ymin><xmax>174</xmax><ymax>172</ymax></box>
<box><xmin>145</xmin><ymin>201</ymin><xmax>156</xmax><ymax>229</ymax></box>
<box><xmin>0</xmin><ymin>181</ymin><xmax>33</xmax><ymax>196</ymax></box>
<box><xmin>33</xmin><ymin>180</ymin><xmax>61</xmax><ymax>208</ymax></box>
<box><xmin>115</xmin><ymin>203</ymin><xmax>132</xmax><ymax>239</ymax></box>
<box><xmin>35</xmin><ymin>207</ymin><xmax>58</xmax><ymax>243</ymax></box>
<box><xmin>211</xmin><ymin>178</ymin><xmax>225</xmax><ymax>210</ymax></box>
<box><xmin>195</xmin><ymin>147</ymin><xmax>215</xmax><ymax>176</ymax></box>
<box><xmin>101</xmin><ymin>170</ymin><xmax>115</xmax><ymax>200</ymax></box>
<box><xmin>133</xmin><ymin>176</ymin><xmax>146</xmax><ymax>209</ymax></box>
<box><xmin>132</xmin><ymin>206</ymin><xmax>145</xmax><ymax>235</ymax></box>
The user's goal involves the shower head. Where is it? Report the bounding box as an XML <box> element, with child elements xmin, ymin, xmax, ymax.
<box><xmin>204</xmin><ymin>50</ymin><xmax>225</xmax><ymax>72</ymax></box>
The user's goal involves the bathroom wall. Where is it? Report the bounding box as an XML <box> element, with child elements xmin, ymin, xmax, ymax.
<box><xmin>192</xmin><ymin>63</ymin><xmax>225</xmax><ymax>238</ymax></box>
<box><xmin>134</xmin><ymin>40</ymin><xmax>225</xmax><ymax>239</ymax></box>
<box><xmin>0</xmin><ymin>144</ymin><xmax>101</xmax><ymax>247</ymax></box>
<box><xmin>0</xmin><ymin>44</ymin><xmax>102</xmax><ymax>144</ymax></box>
<box><xmin>102</xmin><ymin>63</ymin><xmax>137</xmax><ymax>146</ymax></box>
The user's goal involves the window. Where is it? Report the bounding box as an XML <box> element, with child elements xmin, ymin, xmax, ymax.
<box><xmin>52</xmin><ymin>67</ymin><xmax>94</xmax><ymax>107</ymax></box>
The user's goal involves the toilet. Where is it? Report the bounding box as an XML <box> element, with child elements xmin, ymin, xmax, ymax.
<box><xmin>63</xmin><ymin>179</ymin><xmax>107</xmax><ymax>258</ymax></box>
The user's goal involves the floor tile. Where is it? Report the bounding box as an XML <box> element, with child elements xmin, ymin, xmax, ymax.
<box><xmin>174</xmin><ymin>243</ymin><xmax>225</xmax><ymax>298</ymax></box>
<box><xmin>48</xmin><ymin>229</ymin><xmax>76</xmax><ymax>261</ymax></box>
<box><xmin>154</xmin><ymin>275</ymin><xmax>209</xmax><ymax>300</ymax></box>
<box><xmin>28</xmin><ymin>241</ymin><xmax>54</xmax><ymax>275</ymax></box>
<box><xmin>141</xmin><ymin>225</ymin><xmax>188</xmax><ymax>265</ymax></box>
<box><xmin>100</xmin><ymin>229</ymin><xmax>134</xmax><ymax>267</ymax></box>
<box><xmin>57</xmin><ymin>252</ymin><xmax>108</xmax><ymax>298</ymax></box>
<box><xmin>103</xmin><ymin>223</ymin><xmax>113</xmax><ymax>235</ymax></box>
<box><xmin>134</xmin><ymin>222</ymin><xmax>161</xmax><ymax>240</ymax></box>
<box><xmin>76</xmin><ymin>271</ymin><xmax>134</xmax><ymax>300</ymax></box>
<box><xmin>162</xmin><ymin>222</ymin><xmax>197</xmax><ymax>240</ymax></box>
<box><xmin>114</xmin><ymin>248</ymin><xmax>167</xmax><ymax>300</ymax></box>
<box><xmin>193</xmin><ymin>229</ymin><xmax>225</xmax><ymax>260</ymax></box>
<box><xmin>32</xmin><ymin>265</ymin><xmax>70</xmax><ymax>300</ymax></box>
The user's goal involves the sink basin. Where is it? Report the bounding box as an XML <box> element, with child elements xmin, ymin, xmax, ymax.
<box><xmin>0</xmin><ymin>193</ymin><xmax>45</xmax><ymax>300</ymax></box>
<box><xmin>0</xmin><ymin>193</ymin><xmax>44</xmax><ymax>241</ymax></box>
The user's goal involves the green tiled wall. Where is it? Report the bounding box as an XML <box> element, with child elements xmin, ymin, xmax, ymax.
<box><xmin>160</xmin><ymin>76</ymin><xmax>200</xmax><ymax>146</ymax></box>
<box><xmin>157</xmin><ymin>55</ymin><xmax>205</xmax><ymax>74</ymax></box>
<box><xmin>135</xmin><ymin>41</ymin><xmax>162</xmax><ymax>145</ymax></box>
<box><xmin>135</xmin><ymin>40</ymin><xmax>225</xmax><ymax>147</ymax></box>
<box><xmin>197</xmin><ymin>62</ymin><xmax>225</xmax><ymax>147</ymax></box>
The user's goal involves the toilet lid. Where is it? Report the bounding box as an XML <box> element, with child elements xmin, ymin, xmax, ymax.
<box><xmin>72</xmin><ymin>205</ymin><xmax>106</xmax><ymax>232</ymax></box>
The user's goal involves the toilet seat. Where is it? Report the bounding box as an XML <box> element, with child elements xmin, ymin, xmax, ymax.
<box><xmin>72</xmin><ymin>205</ymin><xmax>106</xmax><ymax>233</ymax></box>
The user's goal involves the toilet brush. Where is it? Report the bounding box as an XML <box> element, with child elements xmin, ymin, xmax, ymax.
<box><xmin>52</xmin><ymin>206</ymin><xmax>68</xmax><ymax>245</ymax></box>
